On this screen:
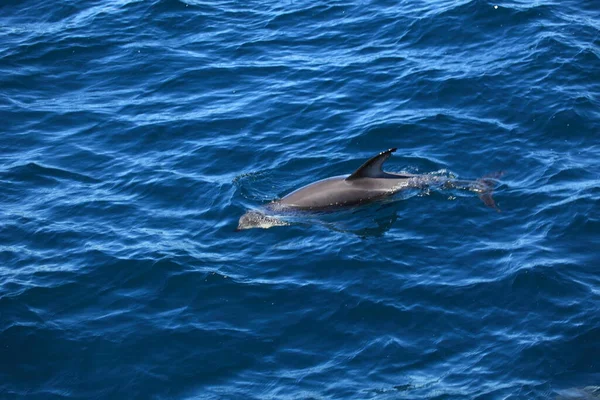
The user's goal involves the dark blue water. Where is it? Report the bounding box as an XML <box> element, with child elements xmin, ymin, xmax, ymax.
<box><xmin>1</xmin><ymin>0</ymin><xmax>599</xmax><ymax>398</ymax></box>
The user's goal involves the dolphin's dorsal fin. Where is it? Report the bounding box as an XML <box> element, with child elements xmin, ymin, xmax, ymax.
<box><xmin>346</xmin><ymin>148</ymin><xmax>397</xmax><ymax>180</ymax></box>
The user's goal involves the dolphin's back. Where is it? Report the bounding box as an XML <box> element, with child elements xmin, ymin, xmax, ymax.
<box><xmin>277</xmin><ymin>175</ymin><xmax>407</xmax><ymax>209</ymax></box>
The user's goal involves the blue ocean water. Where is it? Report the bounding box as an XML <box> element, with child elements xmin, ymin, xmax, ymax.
<box><xmin>1</xmin><ymin>0</ymin><xmax>599</xmax><ymax>398</ymax></box>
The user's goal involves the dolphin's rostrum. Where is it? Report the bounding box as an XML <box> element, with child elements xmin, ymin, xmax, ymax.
<box><xmin>237</xmin><ymin>148</ymin><xmax>502</xmax><ymax>230</ymax></box>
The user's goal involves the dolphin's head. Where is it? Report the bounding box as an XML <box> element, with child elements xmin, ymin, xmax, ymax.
<box><xmin>236</xmin><ymin>210</ymin><xmax>288</xmax><ymax>231</ymax></box>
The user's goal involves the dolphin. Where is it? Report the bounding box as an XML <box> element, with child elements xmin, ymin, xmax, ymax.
<box><xmin>237</xmin><ymin>148</ymin><xmax>502</xmax><ymax>230</ymax></box>
<box><xmin>555</xmin><ymin>386</ymin><xmax>600</xmax><ymax>400</ymax></box>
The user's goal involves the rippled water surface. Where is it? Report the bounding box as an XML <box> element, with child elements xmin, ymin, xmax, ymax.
<box><xmin>1</xmin><ymin>0</ymin><xmax>599</xmax><ymax>398</ymax></box>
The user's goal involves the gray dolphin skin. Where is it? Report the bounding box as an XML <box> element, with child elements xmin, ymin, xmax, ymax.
<box><xmin>237</xmin><ymin>148</ymin><xmax>502</xmax><ymax>230</ymax></box>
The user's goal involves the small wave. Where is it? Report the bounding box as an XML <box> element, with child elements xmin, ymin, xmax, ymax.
<box><xmin>3</xmin><ymin>162</ymin><xmax>100</xmax><ymax>184</ymax></box>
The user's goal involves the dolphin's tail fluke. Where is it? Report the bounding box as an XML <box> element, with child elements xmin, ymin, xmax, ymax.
<box><xmin>475</xmin><ymin>171</ymin><xmax>504</xmax><ymax>212</ymax></box>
